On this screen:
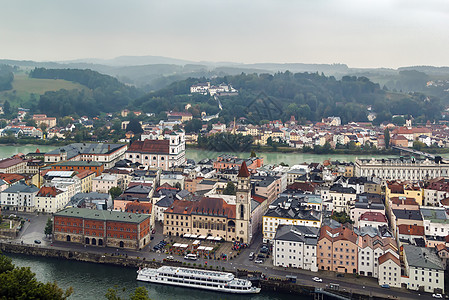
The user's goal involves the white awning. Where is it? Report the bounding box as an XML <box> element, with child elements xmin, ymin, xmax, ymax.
<box><xmin>204</xmin><ymin>247</ymin><xmax>213</xmax><ymax>251</ymax></box>
<box><xmin>192</xmin><ymin>240</ymin><xmax>200</xmax><ymax>245</ymax></box>
<box><xmin>180</xmin><ymin>244</ymin><xmax>188</xmax><ymax>248</ymax></box>
<box><xmin>183</xmin><ymin>234</ymin><xmax>191</xmax><ymax>238</ymax></box>
<box><xmin>214</xmin><ymin>237</ymin><xmax>222</xmax><ymax>241</ymax></box>
<box><xmin>198</xmin><ymin>235</ymin><xmax>206</xmax><ymax>239</ymax></box>
<box><xmin>173</xmin><ymin>243</ymin><xmax>181</xmax><ymax>247</ymax></box>
<box><xmin>190</xmin><ymin>234</ymin><xmax>198</xmax><ymax>238</ymax></box>
<box><xmin>206</xmin><ymin>236</ymin><xmax>215</xmax><ymax>240</ymax></box>
<box><xmin>197</xmin><ymin>246</ymin><xmax>206</xmax><ymax>250</ymax></box>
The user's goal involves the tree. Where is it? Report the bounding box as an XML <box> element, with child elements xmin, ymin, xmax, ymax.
<box><xmin>130</xmin><ymin>287</ymin><xmax>151</xmax><ymax>300</ymax></box>
<box><xmin>44</xmin><ymin>218</ymin><xmax>53</xmax><ymax>237</ymax></box>
<box><xmin>105</xmin><ymin>286</ymin><xmax>151</xmax><ymax>300</ymax></box>
<box><xmin>174</xmin><ymin>182</ymin><xmax>181</xmax><ymax>190</ymax></box>
<box><xmin>384</xmin><ymin>128</ymin><xmax>390</xmax><ymax>149</ymax></box>
<box><xmin>223</xmin><ymin>182</ymin><xmax>236</xmax><ymax>195</ymax></box>
<box><xmin>330</xmin><ymin>212</ymin><xmax>353</xmax><ymax>224</ymax></box>
<box><xmin>250</xmin><ymin>150</ymin><xmax>257</xmax><ymax>157</ymax></box>
<box><xmin>126</xmin><ymin>119</ymin><xmax>143</xmax><ymax>134</ymax></box>
<box><xmin>0</xmin><ymin>253</ymin><xmax>72</xmax><ymax>299</ymax></box>
<box><xmin>109</xmin><ymin>187</ymin><xmax>122</xmax><ymax>200</ymax></box>
<box><xmin>3</xmin><ymin>100</ymin><xmax>10</xmax><ymax>115</ymax></box>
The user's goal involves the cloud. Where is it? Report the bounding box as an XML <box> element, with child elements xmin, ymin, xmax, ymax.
<box><xmin>0</xmin><ymin>0</ymin><xmax>448</xmax><ymax>68</ymax></box>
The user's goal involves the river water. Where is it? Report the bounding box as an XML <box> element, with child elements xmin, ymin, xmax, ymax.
<box><xmin>0</xmin><ymin>144</ymin><xmax>396</xmax><ymax>165</ymax></box>
<box><xmin>6</xmin><ymin>253</ymin><xmax>301</xmax><ymax>300</ymax></box>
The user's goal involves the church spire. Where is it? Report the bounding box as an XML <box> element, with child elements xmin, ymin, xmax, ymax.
<box><xmin>238</xmin><ymin>161</ymin><xmax>250</xmax><ymax>178</ymax></box>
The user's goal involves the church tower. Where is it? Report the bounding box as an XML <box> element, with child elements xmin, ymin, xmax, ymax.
<box><xmin>235</xmin><ymin>161</ymin><xmax>251</xmax><ymax>243</ymax></box>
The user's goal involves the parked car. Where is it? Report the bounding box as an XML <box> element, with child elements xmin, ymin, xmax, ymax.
<box><xmin>432</xmin><ymin>294</ymin><xmax>443</xmax><ymax>299</ymax></box>
<box><xmin>184</xmin><ymin>254</ymin><xmax>198</xmax><ymax>260</ymax></box>
<box><xmin>336</xmin><ymin>274</ymin><xmax>344</xmax><ymax>277</ymax></box>
<box><xmin>249</xmin><ymin>252</ymin><xmax>255</xmax><ymax>260</ymax></box>
<box><xmin>254</xmin><ymin>258</ymin><xmax>264</xmax><ymax>264</ymax></box>
<box><xmin>260</xmin><ymin>247</ymin><xmax>269</xmax><ymax>254</ymax></box>
<box><xmin>34</xmin><ymin>240</ymin><xmax>41</xmax><ymax>244</ymax></box>
<box><xmin>381</xmin><ymin>284</ymin><xmax>390</xmax><ymax>289</ymax></box>
<box><xmin>166</xmin><ymin>256</ymin><xmax>174</xmax><ymax>261</ymax></box>
<box><xmin>312</xmin><ymin>277</ymin><xmax>322</xmax><ymax>282</ymax></box>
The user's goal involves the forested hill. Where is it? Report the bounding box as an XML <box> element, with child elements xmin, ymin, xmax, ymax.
<box><xmin>29</xmin><ymin>68</ymin><xmax>143</xmax><ymax>117</ymax></box>
<box><xmin>133</xmin><ymin>72</ymin><xmax>443</xmax><ymax>125</ymax></box>
<box><xmin>0</xmin><ymin>64</ymin><xmax>14</xmax><ymax>91</ymax></box>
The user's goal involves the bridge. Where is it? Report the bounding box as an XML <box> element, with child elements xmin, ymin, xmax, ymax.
<box><xmin>391</xmin><ymin>146</ymin><xmax>436</xmax><ymax>159</ymax></box>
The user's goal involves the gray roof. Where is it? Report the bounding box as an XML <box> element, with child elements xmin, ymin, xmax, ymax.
<box><xmin>251</xmin><ymin>198</ymin><xmax>260</xmax><ymax>213</ymax></box>
<box><xmin>71</xmin><ymin>192</ymin><xmax>110</xmax><ymax>201</ymax></box>
<box><xmin>420</xmin><ymin>208</ymin><xmax>449</xmax><ymax>223</ymax></box>
<box><xmin>403</xmin><ymin>244</ymin><xmax>444</xmax><ymax>270</ymax></box>
<box><xmin>46</xmin><ymin>143</ymin><xmax>125</xmax><ymax>160</ymax></box>
<box><xmin>392</xmin><ymin>209</ymin><xmax>423</xmax><ymax>221</ymax></box>
<box><xmin>274</xmin><ymin>225</ymin><xmax>318</xmax><ymax>245</ymax></box>
<box><xmin>55</xmin><ymin>207</ymin><xmax>149</xmax><ymax>224</ymax></box>
<box><xmin>2</xmin><ymin>182</ymin><xmax>39</xmax><ymax>193</ymax></box>
<box><xmin>155</xmin><ymin>195</ymin><xmax>175</xmax><ymax>207</ymax></box>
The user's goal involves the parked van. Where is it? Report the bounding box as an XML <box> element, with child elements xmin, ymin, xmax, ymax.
<box><xmin>249</xmin><ymin>252</ymin><xmax>255</xmax><ymax>260</ymax></box>
<box><xmin>184</xmin><ymin>254</ymin><xmax>198</xmax><ymax>260</ymax></box>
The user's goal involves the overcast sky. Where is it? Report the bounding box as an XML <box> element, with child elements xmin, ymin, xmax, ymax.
<box><xmin>1</xmin><ymin>0</ymin><xmax>448</xmax><ymax>68</ymax></box>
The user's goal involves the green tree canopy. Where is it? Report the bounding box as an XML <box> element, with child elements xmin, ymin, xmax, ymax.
<box><xmin>0</xmin><ymin>253</ymin><xmax>73</xmax><ymax>299</ymax></box>
<box><xmin>44</xmin><ymin>218</ymin><xmax>53</xmax><ymax>237</ymax></box>
<box><xmin>126</xmin><ymin>119</ymin><xmax>143</xmax><ymax>134</ymax></box>
<box><xmin>223</xmin><ymin>182</ymin><xmax>236</xmax><ymax>195</ymax></box>
<box><xmin>109</xmin><ymin>187</ymin><xmax>122</xmax><ymax>200</ymax></box>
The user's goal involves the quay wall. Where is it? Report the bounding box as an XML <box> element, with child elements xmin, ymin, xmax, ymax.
<box><xmin>0</xmin><ymin>241</ymin><xmax>386</xmax><ymax>299</ymax></box>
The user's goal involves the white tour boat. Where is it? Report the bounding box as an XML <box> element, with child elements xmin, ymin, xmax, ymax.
<box><xmin>137</xmin><ymin>266</ymin><xmax>261</xmax><ymax>294</ymax></box>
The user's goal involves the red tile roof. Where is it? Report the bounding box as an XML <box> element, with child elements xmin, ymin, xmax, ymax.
<box><xmin>37</xmin><ymin>186</ymin><xmax>62</xmax><ymax>197</ymax></box>
<box><xmin>238</xmin><ymin>161</ymin><xmax>250</xmax><ymax>178</ymax></box>
<box><xmin>125</xmin><ymin>200</ymin><xmax>152</xmax><ymax>214</ymax></box>
<box><xmin>378</xmin><ymin>252</ymin><xmax>400</xmax><ymax>266</ymax></box>
<box><xmin>166</xmin><ymin>197</ymin><xmax>236</xmax><ymax>219</ymax></box>
<box><xmin>359</xmin><ymin>212</ymin><xmax>387</xmax><ymax>223</ymax></box>
<box><xmin>127</xmin><ymin>139</ymin><xmax>169</xmax><ymax>154</ymax></box>
<box><xmin>0</xmin><ymin>173</ymin><xmax>25</xmax><ymax>184</ymax></box>
<box><xmin>397</xmin><ymin>224</ymin><xmax>424</xmax><ymax>236</ymax></box>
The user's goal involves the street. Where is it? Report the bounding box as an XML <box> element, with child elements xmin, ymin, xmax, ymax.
<box><xmin>2</xmin><ymin>211</ymin><xmax>437</xmax><ymax>300</ymax></box>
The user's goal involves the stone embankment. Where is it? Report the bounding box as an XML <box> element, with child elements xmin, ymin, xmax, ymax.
<box><xmin>0</xmin><ymin>241</ymin><xmax>386</xmax><ymax>299</ymax></box>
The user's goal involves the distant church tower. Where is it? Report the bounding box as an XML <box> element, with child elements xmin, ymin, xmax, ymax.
<box><xmin>236</xmin><ymin>161</ymin><xmax>251</xmax><ymax>243</ymax></box>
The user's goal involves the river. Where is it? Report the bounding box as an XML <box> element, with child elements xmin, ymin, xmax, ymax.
<box><xmin>6</xmin><ymin>253</ymin><xmax>302</xmax><ymax>300</ymax></box>
<box><xmin>185</xmin><ymin>148</ymin><xmax>397</xmax><ymax>165</ymax></box>
<box><xmin>0</xmin><ymin>144</ymin><xmax>397</xmax><ymax>165</ymax></box>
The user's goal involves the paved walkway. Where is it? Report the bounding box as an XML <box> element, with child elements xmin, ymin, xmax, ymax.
<box><xmin>2</xmin><ymin>211</ymin><xmax>438</xmax><ymax>300</ymax></box>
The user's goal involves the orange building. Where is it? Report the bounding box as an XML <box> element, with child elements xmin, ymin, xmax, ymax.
<box><xmin>317</xmin><ymin>225</ymin><xmax>358</xmax><ymax>274</ymax></box>
<box><xmin>50</xmin><ymin>161</ymin><xmax>104</xmax><ymax>176</ymax></box>
<box><xmin>53</xmin><ymin>207</ymin><xmax>151</xmax><ymax>250</ymax></box>
<box><xmin>213</xmin><ymin>155</ymin><xmax>263</xmax><ymax>171</ymax></box>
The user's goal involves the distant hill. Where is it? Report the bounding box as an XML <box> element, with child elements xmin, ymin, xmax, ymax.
<box><xmin>0</xmin><ymin>74</ymin><xmax>86</xmax><ymax>108</ymax></box>
<box><xmin>134</xmin><ymin>72</ymin><xmax>443</xmax><ymax>125</ymax></box>
<box><xmin>60</xmin><ymin>55</ymin><xmax>195</xmax><ymax>66</ymax></box>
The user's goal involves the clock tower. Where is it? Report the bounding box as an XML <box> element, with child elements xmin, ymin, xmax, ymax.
<box><xmin>235</xmin><ymin>161</ymin><xmax>251</xmax><ymax>243</ymax></box>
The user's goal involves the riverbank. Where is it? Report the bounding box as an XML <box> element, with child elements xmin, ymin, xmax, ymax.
<box><xmin>187</xmin><ymin>144</ymin><xmax>401</xmax><ymax>155</ymax></box>
<box><xmin>0</xmin><ymin>241</ymin><xmax>391</xmax><ymax>300</ymax></box>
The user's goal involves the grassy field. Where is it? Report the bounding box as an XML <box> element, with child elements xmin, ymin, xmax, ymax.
<box><xmin>0</xmin><ymin>74</ymin><xmax>87</xmax><ymax>108</ymax></box>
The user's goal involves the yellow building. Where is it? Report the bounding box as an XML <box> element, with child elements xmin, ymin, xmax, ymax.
<box><xmin>386</xmin><ymin>181</ymin><xmax>423</xmax><ymax>207</ymax></box>
<box><xmin>76</xmin><ymin>170</ymin><xmax>96</xmax><ymax>193</ymax></box>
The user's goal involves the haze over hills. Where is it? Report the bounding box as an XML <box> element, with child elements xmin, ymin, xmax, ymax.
<box><xmin>1</xmin><ymin>56</ymin><xmax>449</xmax><ymax>98</ymax></box>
